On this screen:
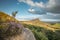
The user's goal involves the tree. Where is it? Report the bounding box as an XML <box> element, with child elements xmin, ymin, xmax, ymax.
<box><xmin>12</xmin><ymin>11</ymin><xmax>18</xmax><ymax>18</ymax></box>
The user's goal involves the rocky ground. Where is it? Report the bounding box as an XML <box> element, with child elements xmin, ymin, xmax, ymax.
<box><xmin>0</xmin><ymin>21</ymin><xmax>36</xmax><ymax>40</ymax></box>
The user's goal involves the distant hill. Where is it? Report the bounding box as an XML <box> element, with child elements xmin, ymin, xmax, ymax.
<box><xmin>20</xmin><ymin>18</ymin><xmax>60</xmax><ymax>31</ymax></box>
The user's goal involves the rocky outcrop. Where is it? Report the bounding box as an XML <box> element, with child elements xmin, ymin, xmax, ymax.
<box><xmin>23</xmin><ymin>28</ymin><xmax>36</xmax><ymax>40</ymax></box>
<box><xmin>0</xmin><ymin>21</ymin><xmax>36</xmax><ymax>40</ymax></box>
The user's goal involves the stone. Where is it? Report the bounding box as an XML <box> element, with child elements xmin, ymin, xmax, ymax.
<box><xmin>23</xmin><ymin>28</ymin><xmax>36</xmax><ymax>40</ymax></box>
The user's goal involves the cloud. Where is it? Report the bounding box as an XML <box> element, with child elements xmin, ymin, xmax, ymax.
<box><xmin>28</xmin><ymin>8</ymin><xmax>35</xmax><ymax>13</ymax></box>
<box><xmin>17</xmin><ymin>0</ymin><xmax>60</xmax><ymax>22</ymax></box>
<box><xmin>18</xmin><ymin>0</ymin><xmax>35</xmax><ymax>6</ymax></box>
<box><xmin>18</xmin><ymin>0</ymin><xmax>44</xmax><ymax>7</ymax></box>
<box><xmin>28</xmin><ymin>8</ymin><xmax>46</xmax><ymax>15</ymax></box>
<box><xmin>16</xmin><ymin>15</ymin><xmax>40</xmax><ymax>21</ymax></box>
<box><xmin>45</xmin><ymin>0</ymin><xmax>60</xmax><ymax>13</ymax></box>
<box><xmin>39</xmin><ymin>13</ymin><xmax>60</xmax><ymax>19</ymax></box>
<box><xmin>40</xmin><ymin>19</ymin><xmax>60</xmax><ymax>22</ymax></box>
<box><xmin>18</xmin><ymin>0</ymin><xmax>60</xmax><ymax>13</ymax></box>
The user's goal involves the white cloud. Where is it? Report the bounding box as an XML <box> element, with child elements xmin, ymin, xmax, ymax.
<box><xmin>16</xmin><ymin>15</ymin><xmax>40</xmax><ymax>21</ymax></box>
<box><xmin>35</xmin><ymin>2</ymin><xmax>45</xmax><ymax>8</ymax></box>
<box><xmin>40</xmin><ymin>19</ymin><xmax>60</xmax><ymax>22</ymax></box>
<box><xmin>18</xmin><ymin>0</ymin><xmax>44</xmax><ymax>7</ymax></box>
<box><xmin>18</xmin><ymin>0</ymin><xmax>35</xmax><ymax>6</ymax></box>
<box><xmin>28</xmin><ymin>8</ymin><xmax>46</xmax><ymax>14</ymax></box>
<box><xmin>28</xmin><ymin>8</ymin><xmax>35</xmax><ymax>13</ymax></box>
<box><xmin>18</xmin><ymin>0</ymin><xmax>60</xmax><ymax>13</ymax></box>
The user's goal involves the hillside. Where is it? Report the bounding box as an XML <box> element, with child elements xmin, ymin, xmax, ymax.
<box><xmin>23</xmin><ymin>24</ymin><xmax>60</xmax><ymax>40</ymax></box>
<box><xmin>20</xmin><ymin>18</ymin><xmax>60</xmax><ymax>31</ymax></box>
<box><xmin>0</xmin><ymin>12</ymin><xmax>36</xmax><ymax>40</ymax></box>
<box><xmin>0</xmin><ymin>11</ymin><xmax>19</xmax><ymax>23</ymax></box>
<box><xmin>0</xmin><ymin>11</ymin><xmax>23</xmax><ymax>35</ymax></box>
<box><xmin>52</xmin><ymin>23</ymin><xmax>60</xmax><ymax>29</ymax></box>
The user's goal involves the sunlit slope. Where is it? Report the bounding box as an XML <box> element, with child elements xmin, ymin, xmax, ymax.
<box><xmin>0</xmin><ymin>11</ymin><xmax>18</xmax><ymax>23</ymax></box>
<box><xmin>20</xmin><ymin>18</ymin><xmax>60</xmax><ymax>31</ymax></box>
<box><xmin>52</xmin><ymin>23</ymin><xmax>60</xmax><ymax>29</ymax></box>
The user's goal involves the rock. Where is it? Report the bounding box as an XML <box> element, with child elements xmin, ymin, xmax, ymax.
<box><xmin>0</xmin><ymin>21</ymin><xmax>36</xmax><ymax>40</ymax></box>
<box><xmin>22</xmin><ymin>28</ymin><xmax>36</xmax><ymax>40</ymax></box>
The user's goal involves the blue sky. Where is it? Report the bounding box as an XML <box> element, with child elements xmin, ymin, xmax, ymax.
<box><xmin>0</xmin><ymin>0</ymin><xmax>60</xmax><ymax>22</ymax></box>
<box><xmin>0</xmin><ymin>0</ymin><xmax>30</xmax><ymax>15</ymax></box>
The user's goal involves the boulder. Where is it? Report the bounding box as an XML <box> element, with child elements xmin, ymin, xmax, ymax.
<box><xmin>22</xmin><ymin>28</ymin><xmax>36</xmax><ymax>40</ymax></box>
<box><xmin>0</xmin><ymin>21</ymin><xmax>36</xmax><ymax>40</ymax></box>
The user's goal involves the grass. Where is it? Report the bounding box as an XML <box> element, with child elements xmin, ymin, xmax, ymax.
<box><xmin>23</xmin><ymin>24</ymin><xmax>60</xmax><ymax>40</ymax></box>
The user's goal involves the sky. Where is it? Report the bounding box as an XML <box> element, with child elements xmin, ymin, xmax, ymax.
<box><xmin>0</xmin><ymin>0</ymin><xmax>60</xmax><ymax>22</ymax></box>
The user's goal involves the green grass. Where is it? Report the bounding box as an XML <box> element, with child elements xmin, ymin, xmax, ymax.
<box><xmin>23</xmin><ymin>24</ymin><xmax>60</xmax><ymax>40</ymax></box>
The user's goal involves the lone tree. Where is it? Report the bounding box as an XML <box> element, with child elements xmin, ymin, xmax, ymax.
<box><xmin>12</xmin><ymin>11</ymin><xmax>18</xmax><ymax>18</ymax></box>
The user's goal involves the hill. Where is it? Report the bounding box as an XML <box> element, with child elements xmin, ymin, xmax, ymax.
<box><xmin>0</xmin><ymin>11</ymin><xmax>23</xmax><ymax>35</ymax></box>
<box><xmin>20</xmin><ymin>18</ymin><xmax>60</xmax><ymax>31</ymax></box>
<box><xmin>0</xmin><ymin>11</ymin><xmax>36</xmax><ymax>40</ymax></box>
<box><xmin>0</xmin><ymin>11</ymin><xmax>19</xmax><ymax>23</ymax></box>
<box><xmin>23</xmin><ymin>24</ymin><xmax>60</xmax><ymax>40</ymax></box>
